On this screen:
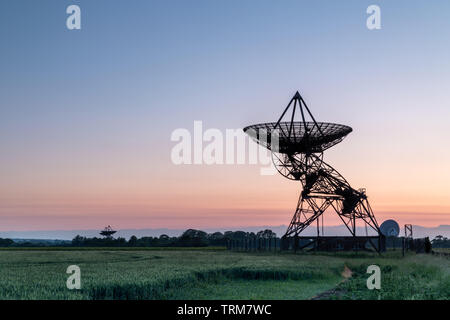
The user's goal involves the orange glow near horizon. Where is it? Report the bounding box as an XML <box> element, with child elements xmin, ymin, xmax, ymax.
<box><xmin>1</xmin><ymin>160</ymin><xmax>449</xmax><ymax>231</ymax></box>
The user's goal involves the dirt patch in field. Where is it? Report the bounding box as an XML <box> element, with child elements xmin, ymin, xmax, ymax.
<box><xmin>311</xmin><ymin>265</ymin><xmax>352</xmax><ymax>300</ymax></box>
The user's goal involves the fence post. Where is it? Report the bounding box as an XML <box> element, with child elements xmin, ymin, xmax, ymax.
<box><xmin>402</xmin><ymin>237</ymin><xmax>405</xmax><ymax>257</ymax></box>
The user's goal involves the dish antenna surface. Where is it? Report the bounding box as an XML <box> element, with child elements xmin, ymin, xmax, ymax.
<box><xmin>100</xmin><ymin>225</ymin><xmax>117</xmax><ymax>238</ymax></box>
<box><xmin>244</xmin><ymin>91</ymin><xmax>381</xmax><ymax>248</ymax></box>
<box><xmin>380</xmin><ymin>220</ymin><xmax>400</xmax><ymax>237</ymax></box>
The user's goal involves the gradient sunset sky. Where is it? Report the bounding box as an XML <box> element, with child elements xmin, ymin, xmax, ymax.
<box><xmin>1</xmin><ymin>0</ymin><xmax>449</xmax><ymax>231</ymax></box>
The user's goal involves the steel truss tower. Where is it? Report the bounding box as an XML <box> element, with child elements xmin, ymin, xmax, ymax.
<box><xmin>245</xmin><ymin>91</ymin><xmax>381</xmax><ymax>251</ymax></box>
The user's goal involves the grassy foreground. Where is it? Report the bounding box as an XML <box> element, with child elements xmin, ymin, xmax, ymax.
<box><xmin>0</xmin><ymin>249</ymin><xmax>448</xmax><ymax>300</ymax></box>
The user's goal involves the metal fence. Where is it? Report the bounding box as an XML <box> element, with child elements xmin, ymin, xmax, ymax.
<box><xmin>227</xmin><ymin>236</ymin><xmax>432</xmax><ymax>254</ymax></box>
<box><xmin>227</xmin><ymin>237</ymin><xmax>281</xmax><ymax>252</ymax></box>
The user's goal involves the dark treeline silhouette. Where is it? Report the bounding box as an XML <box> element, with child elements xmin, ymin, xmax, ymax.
<box><xmin>0</xmin><ymin>238</ymin><xmax>69</xmax><ymax>247</ymax></box>
<box><xmin>0</xmin><ymin>232</ymin><xmax>448</xmax><ymax>248</ymax></box>
<box><xmin>0</xmin><ymin>238</ymin><xmax>14</xmax><ymax>247</ymax></box>
<box><xmin>0</xmin><ymin>229</ymin><xmax>278</xmax><ymax>247</ymax></box>
<box><xmin>70</xmin><ymin>229</ymin><xmax>277</xmax><ymax>247</ymax></box>
<box><xmin>431</xmin><ymin>235</ymin><xmax>450</xmax><ymax>248</ymax></box>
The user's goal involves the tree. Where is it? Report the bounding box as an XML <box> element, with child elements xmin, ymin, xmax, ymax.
<box><xmin>208</xmin><ymin>232</ymin><xmax>224</xmax><ymax>240</ymax></box>
<box><xmin>128</xmin><ymin>235</ymin><xmax>138</xmax><ymax>246</ymax></box>
<box><xmin>424</xmin><ymin>237</ymin><xmax>432</xmax><ymax>253</ymax></box>
<box><xmin>0</xmin><ymin>238</ymin><xmax>14</xmax><ymax>247</ymax></box>
<box><xmin>431</xmin><ymin>235</ymin><xmax>450</xmax><ymax>248</ymax></box>
<box><xmin>178</xmin><ymin>229</ymin><xmax>208</xmax><ymax>247</ymax></box>
<box><xmin>256</xmin><ymin>229</ymin><xmax>277</xmax><ymax>239</ymax></box>
<box><xmin>228</xmin><ymin>231</ymin><xmax>247</xmax><ymax>240</ymax></box>
<box><xmin>208</xmin><ymin>232</ymin><xmax>225</xmax><ymax>245</ymax></box>
<box><xmin>72</xmin><ymin>235</ymin><xmax>85</xmax><ymax>246</ymax></box>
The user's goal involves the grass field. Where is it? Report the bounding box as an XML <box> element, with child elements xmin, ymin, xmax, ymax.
<box><xmin>0</xmin><ymin>248</ymin><xmax>448</xmax><ymax>300</ymax></box>
<box><xmin>434</xmin><ymin>248</ymin><xmax>450</xmax><ymax>254</ymax></box>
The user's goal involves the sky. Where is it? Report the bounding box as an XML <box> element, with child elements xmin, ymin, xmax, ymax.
<box><xmin>1</xmin><ymin>0</ymin><xmax>450</xmax><ymax>232</ymax></box>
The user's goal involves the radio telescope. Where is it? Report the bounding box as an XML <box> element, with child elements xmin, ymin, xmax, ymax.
<box><xmin>100</xmin><ymin>225</ymin><xmax>117</xmax><ymax>239</ymax></box>
<box><xmin>380</xmin><ymin>220</ymin><xmax>400</xmax><ymax>237</ymax></box>
<box><xmin>244</xmin><ymin>91</ymin><xmax>382</xmax><ymax>251</ymax></box>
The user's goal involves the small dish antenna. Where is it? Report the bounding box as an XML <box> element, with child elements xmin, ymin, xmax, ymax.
<box><xmin>380</xmin><ymin>220</ymin><xmax>400</xmax><ymax>237</ymax></box>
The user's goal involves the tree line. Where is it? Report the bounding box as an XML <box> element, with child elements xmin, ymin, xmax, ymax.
<box><xmin>71</xmin><ymin>229</ymin><xmax>278</xmax><ymax>247</ymax></box>
<box><xmin>0</xmin><ymin>229</ymin><xmax>278</xmax><ymax>247</ymax></box>
<box><xmin>431</xmin><ymin>235</ymin><xmax>450</xmax><ymax>248</ymax></box>
<box><xmin>1</xmin><ymin>232</ymin><xmax>448</xmax><ymax>248</ymax></box>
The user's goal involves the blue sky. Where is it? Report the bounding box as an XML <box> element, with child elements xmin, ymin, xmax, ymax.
<box><xmin>1</xmin><ymin>1</ymin><xmax>450</xmax><ymax>230</ymax></box>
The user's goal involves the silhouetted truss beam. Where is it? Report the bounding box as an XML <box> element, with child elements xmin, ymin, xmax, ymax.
<box><xmin>283</xmin><ymin>154</ymin><xmax>380</xmax><ymax>249</ymax></box>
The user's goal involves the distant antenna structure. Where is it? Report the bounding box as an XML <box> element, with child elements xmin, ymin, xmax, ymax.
<box><xmin>404</xmin><ymin>224</ymin><xmax>413</xmax><ymax>238</ymax></box>
<box><xmin>244</xmin><ymin>91</ymin><xmax>382</xmax><ymax>251</ymax></box>
<box><xmin>380</xmin><ymin>219</ymin><xmax>400</xmax><ymax>237</ymax></box>
<box><xmin>100</xmin><ymin>225</ymin><xmax>117</xmax><ymax>238</ymax></box>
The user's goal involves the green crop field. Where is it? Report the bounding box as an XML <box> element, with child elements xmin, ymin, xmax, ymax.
<box><xmin>0</xmin><ymin>249</ymin><xmax>448</xmax><ymax>300</ymax></box>
<box><xmin>434</xmin><ymin>248</ymin><xmax>450</xmax><ymax>254</ymax></box>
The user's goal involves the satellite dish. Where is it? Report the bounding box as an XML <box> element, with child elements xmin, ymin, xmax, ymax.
<box><xmin>243</xmin><ymin>91</ymin><xmax>382</xmax><ymax>251</ymax></box>
<box><xmin>380</xmin><ymin>220</ymin><xmax>400</xmax><ymax>237</ymax></box>
<box><xmin>243</xmin><ymin>91</ymin><xmax>353</xmax><ymax>181</ymax></box>
<box><xmin>243</xmin><ymin>121</ymin><xmax>352</xmax><ymax>154</ymax></box>
<box><xmin>100</xmin><ymin>225</ymin><xmax>117</xmax><ymax>238</ymax></box>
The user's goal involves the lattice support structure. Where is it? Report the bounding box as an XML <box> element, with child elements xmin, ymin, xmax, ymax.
<box><xmin>244</xmin><ymin>91</ymin><xmax>383</xmax><ymax>252</ymax></box>
<box><xmin>280</xmin><ymin>154</ymin><xmax>381</xmax><ymax>251</ymax></box>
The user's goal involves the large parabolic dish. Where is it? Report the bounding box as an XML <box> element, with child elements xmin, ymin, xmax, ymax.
<box><xmin>243</xmin><ymin>91</ymin><xmax>382</xmax><ymax>252</ymax></box>
<box><xmin>243</xmin><ymin>121</ymin><xmax>352</xmax><ymax>154</ymax></box>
